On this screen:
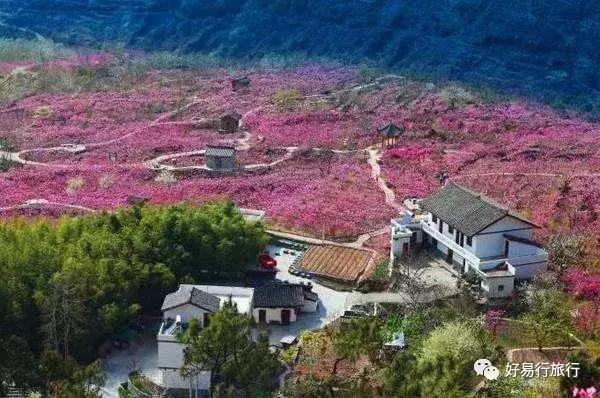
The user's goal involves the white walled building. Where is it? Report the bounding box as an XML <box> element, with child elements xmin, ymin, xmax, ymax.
<box><xmin>252</xmin><ymin>282</ymin><xmax>318</xmax><ymax>324</ymax></box>
<box><xmin>391</xmin><ymin>183</ymin><xmax>548</xmax><ymax>298</ymax></box>
<box><xmin>157</xmin><ymin>282</ymin><xmax>318</xmax><ymax>392</ymax></box>
<box><xmin>157</xmin><ymin>287</ymin><xmax>223</xmax><ymax>393</ymax></box>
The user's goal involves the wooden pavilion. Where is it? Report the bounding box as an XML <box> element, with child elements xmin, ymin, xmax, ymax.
<box><xmin>378</xmin><ymin>123</ymin><xmax>404</xmax><ymax>148</ymax></box>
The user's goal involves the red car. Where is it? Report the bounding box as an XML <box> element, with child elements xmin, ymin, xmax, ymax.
<box><xmin>259</xmin><ymin>254</ymin><xmax>277</xmax><ymax>269</ymax></box>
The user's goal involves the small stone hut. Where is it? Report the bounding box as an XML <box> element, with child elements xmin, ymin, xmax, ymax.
<box><xmin>219</xmin><ymin>111</ymin><xmax>242</xmax><ymax>134</ymax></box>
<box><xmin>231</xmin><ymin>76</ymin><xmax>250</xmax><ymax>91</ymax></box>
<box><xmin>205</xmin><ymin>145</ymin><xmax>236</xmax><ymax>171</ymax></box>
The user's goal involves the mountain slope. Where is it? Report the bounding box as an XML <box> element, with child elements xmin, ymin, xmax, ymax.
<box><xmin>0</xmin><ymin>0</ymin><xmax>598</xmax><ymax>113</ymax></box>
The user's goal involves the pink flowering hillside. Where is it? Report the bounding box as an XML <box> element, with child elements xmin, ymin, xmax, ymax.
<box><xmin>0</xmin><ymin>56</ymin><xmax>598</xmax><ymax>243</ymax></box>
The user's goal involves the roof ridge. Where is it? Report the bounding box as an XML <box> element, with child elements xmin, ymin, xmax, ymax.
<box><xmin>450</xmin><ymin>182</ymin><xmax>538</xmax><ymax>226</ymax></box>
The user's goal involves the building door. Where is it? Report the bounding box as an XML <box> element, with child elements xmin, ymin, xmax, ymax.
<box><xmin>281</xmin><ymin>309</ymin><xmax>291</xmax><ymax>325</ymax></box>
<box><xmin>446</xmin><ymin>249</ymin><xmax>453</xmax><ymax>264</ymax></box>
<box><xmin>258</xmin><ymin>309</ymin><xmax>266</xmax><ymax>323</ymax></box>
<box><xmin>402</xmin><ymin>242</ymin><xmax>409</xmax><ymax>253</ymax></box>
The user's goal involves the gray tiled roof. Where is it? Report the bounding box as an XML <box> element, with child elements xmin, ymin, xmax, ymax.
<box><xmin>378</xmin><ymin>123</ymin><xmax>404</xmax><ymax>137</ymax></box>
<box><xmin>205</xmin><ymin>145</ymin><xmax>235</xmax><ymax>157</ymax></box>
<box><xmin>303</xmin><ymin>289</ymin><xmax>318</xmax><ymax>302</ymax></box>
<box><xmin>420</xmin><ymin>183</ymin><xmax>536</xmax><ymax>237</ymax></box>
<box><xmin>161</xmin><ymin>286</ymin><xmax>220</xmax><ymax>312</ymax></box>
<box><xmin>253</xmin><ymin>283</ymin><xmax>305</xmax><ymax>308</ymax></box>
<box><xmin>503</xmin><ymin>234</ymin><xmax>542</xmax><ymax>248</ymax></box>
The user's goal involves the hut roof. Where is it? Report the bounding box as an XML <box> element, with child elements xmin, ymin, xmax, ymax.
<box><xmin>420</xmin><ymin>182</ymin><xmax>537</xmax><ymax>236</ymax></box>
<box><xmin>221</xmin><ymin>111</ymin><xmax>242</xmax><ymax>120</ymax></box>
<box><xmin>378</xmin><ymin>123</ymin><xmax>404</xmax><ymax>137</ymax></box>
<box><xmin>205</xmin><ymin>145</ymin><xmax>235</xmax><ymax>157</ymax></box>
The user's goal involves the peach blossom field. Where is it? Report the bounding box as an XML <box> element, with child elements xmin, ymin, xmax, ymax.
<box><xmin>0</xmin><ymin>56</ymin><xmax>598</xmax><ymax>242</ymax></box>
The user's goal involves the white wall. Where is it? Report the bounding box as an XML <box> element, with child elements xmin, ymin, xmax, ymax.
<box><xmin>163</xmin><ymin>304</ymin><xmax>208</xmax><ymax>326</ymax></box>
<box><xmin>509</xmin><ymin>261</ymin><xmax>548</xmax><ymax>280</ymax></box>
<box><xmin>391</xmin><ymin>236</ymin><xmax>411</xmax><ymax>258</ymax></box>
<box><xmin>161</xmin><ymin>368</ymin><xmax>211</xmax><ymax>391</ymax></box>
<box><xmin>253</xmin><ymin>307</ymin><xmax>297</xmax><ymax>324</ymax></box>
<box><xmin>507</xmin><ymin>240</ymin><xmax>544</xmax><ymax>258</ymax></box>
<box><xmin>481</xmin><ymin>276</ymin><xmax>514</xmax><ymax>298</ymax></box>
<box><xmin>473</xmin><ymin>217</ymin><xmax>534</xmax><ymax>259</ymax></box>
<box><xmin>158</xmin><ymin>339</ymin><xmax>185</xmax><ymax>369</ymax></box>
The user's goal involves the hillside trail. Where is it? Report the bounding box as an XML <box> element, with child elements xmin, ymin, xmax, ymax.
<box><xmin>1</xmin><ymin>102</ymin><xmax>407</xmax><ymax>247</ymax></box>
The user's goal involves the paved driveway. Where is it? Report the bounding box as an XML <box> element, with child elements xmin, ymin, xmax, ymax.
<box><xmin>102</xmin><ymin>333</ymin><xmax>161</xmax><ymax>397</ymax></box>
<box><xmin>263</xmin><ymin>244</ymin><xmax>350</xmax><ymax>343</ymax></box>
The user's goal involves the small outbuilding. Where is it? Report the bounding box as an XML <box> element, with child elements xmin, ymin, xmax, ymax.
<box><xmin>205</xmin><ymin>145</ymin><xmax>236</xmax><ymax>171</ymax></box>
<box><xmin>252</xmin><ymin>282</ymin><xmax>318</xmax><ymax>325</ymax></box>
<box><xmin>378</xmin><ymin>123</ymin><xmax>404</xmax><ymax>148</ymax></box>
<box><xmin>219</xmin><ymin>111</ymin><xmax>242</xmax><ymax>134</ymax></box>
<box><xmin>231</xmin><ymin>76</ymin><xmax>250</xmax><ymax>91</ymax></box>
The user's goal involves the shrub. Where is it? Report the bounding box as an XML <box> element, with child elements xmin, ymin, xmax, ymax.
<box><xmin>0</xmin><ymin>154</ymin><xmax>19</xmax><ymax>172</ymax></box>
<box><xmin>32</xmin><ymin>105</ymin><xmax>53</xmax><ymax>118</ymax></box>
<box><xmin>372</xmin><ymin>259</ymin><xmax>389</xmax><ymax>279</ymax></box>
<box><xmin>356</xmin><ymin>64</ymin><xmax>376</xmax><ymax>83</ymax></box>
<box><xmin>66</xmin><ymin>177</ymin><xmax>85</xmax><ymax>192</ymax></box>
<box><xmin>98</xmin><ymin>174</ymin><xmax>115</xmax><ymax>189</ymax></box>
<box><xmin>271</xmin><ymin>88</ymin><xmax>304</xmax><ymax>110</ymax></box>
<box><xmin>155</xmin><ymin>170</ymin><xmax>177</xmax><ymax>184</ymax></box>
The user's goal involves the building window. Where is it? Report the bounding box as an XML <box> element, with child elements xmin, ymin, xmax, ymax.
<box><xmin>466</xmin><ymin>236</ymin><xmax>472</xmax><ymax>246</ymax></box>
<box><xmin>203</xmin><ymin>312</ymin><xmax>210</xmax><ymax>327</ymax></box>
<box><xmin>432</xmin><ymin>215</ymin><xmax>438</xmax><ymax>223</ymax></box>
<box><xmin>438</xmin><ymin>221</ymin><xmax>443</xmax><ymax>233</ymax></box>
<box><xmin>410</xmin><ymin>231</ymin><xmax>417</xmax><ymax>243</ymax></box>
<box><xmin>498</xmin><ymin>285</ymin><xmax>504</xmax><ymax>292</ymax></box>
<box><xmin>402</xmin><ymin>242</ymin><xmax>409</xmax><ymax>253</ymax></box>
<box><xmin>448</xmin><ymin>225</ymin><xmax>454</xmax><ymax>234</ymax></box>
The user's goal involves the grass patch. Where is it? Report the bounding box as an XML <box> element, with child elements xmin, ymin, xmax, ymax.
<box><xmin>494</xmin><ymin>319</ymin><xmax>579</xmax><ymax>349</ymax></box>
<box><xmin>0</xmin><ymin>154</ymin><xmax>20</xmax><ymax>172</ymax></box>
<box><xmin>372</xmin><ymin>259</ymin><xmax>389</xmax><ymax>279</ymax></box>
<box><xmin>0</xmin><ymin>38</ymin><xmax>73</xmax><ymax>62</ymax></box>
<box><xmin>280</xmin><ymin>345</ymin><xmax>300</xmax><ymax>365</ymax></box>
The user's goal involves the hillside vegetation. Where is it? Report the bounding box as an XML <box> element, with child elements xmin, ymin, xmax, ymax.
<box><xmin>0</xmin><ymin>1</ymin><xmax>598</xmax><ymax>115</ymax></box>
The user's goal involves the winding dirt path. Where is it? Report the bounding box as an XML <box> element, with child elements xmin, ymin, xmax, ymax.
<box><xmin>366</xmin><ymin>146</ymin><xmax>404</xmax><ymax>212</ymax></box>
<box><xmin>1</xmin><ymin>87</ymin><xmax>406</xmax><ymax>236</ymax></box>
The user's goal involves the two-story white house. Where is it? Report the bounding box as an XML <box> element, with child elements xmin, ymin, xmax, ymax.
<box><xmin>156</xmin><ymin>282</ymin><xmax>318</xmax><ymax>393</ymax></box>
<box><xmin>391</xmin><ymin>183</ymin><xmax>548</xmax><ymax>298</ymax></box>
<box><xmin>157</xmin><ymin>285</ymin><xmax>254</xmax><ymax>394</ymax></box>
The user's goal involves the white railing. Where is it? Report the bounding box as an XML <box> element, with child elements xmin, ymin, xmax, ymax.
<box><xmin>421</xmin><ymin>220</ymin><xmax>481</xmax><ymax>266</ymax></box>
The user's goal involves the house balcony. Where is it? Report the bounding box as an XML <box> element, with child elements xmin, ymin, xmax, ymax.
<box><xmin>157</xmin><ymin>319</ymin><xmax>185</xmax><ymax>342</ymax></box>
<box><xmin>420</xmin><ymin>220</ymin><xmax>482</xmax><ymax>267</ymax></box>
<box><xmin>391</xmin><ymin>219</ymin><xmax>413</xmax><ymax>240</ymax></box>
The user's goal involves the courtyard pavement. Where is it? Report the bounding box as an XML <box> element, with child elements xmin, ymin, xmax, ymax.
<box><xmin>101</xmin><ymin>244</ymin><xmax>459</xmax><ymax>396</ymax></box>
<box><xmin>262</xmin><ymin>244</ymin><xmax>350</xmax><ymax>344</ymax></box>
<box><xmin>102</xmin><ymin>333</ymin><xmax>160</xmax><ymax>397</ymax></box>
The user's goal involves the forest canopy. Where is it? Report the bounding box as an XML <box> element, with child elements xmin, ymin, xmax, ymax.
<box><xmin>0</xmin><ymin>201</ymin><xmax>267</xmax><ymax>392</ymax></box>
